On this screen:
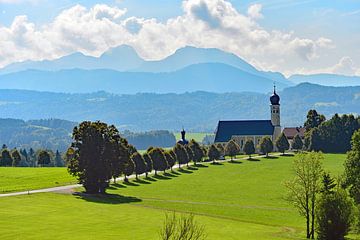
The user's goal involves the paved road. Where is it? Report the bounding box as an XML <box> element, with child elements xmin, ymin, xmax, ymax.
<box><xmin>0</xmin><ymin>153</ymin><xmax>282</xmax><ymax>198</ymax></box>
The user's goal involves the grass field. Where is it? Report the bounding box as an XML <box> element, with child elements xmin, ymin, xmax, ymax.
<box><xmin>0</xmin><ymin>167</ymin><xmax>76</xmax><ymax>193</ymax></box>
<box><xmin>174</xmin><ymin>132</ymin><xmax>212</xmax><ymax>143</ymax></box>
<box><xmin>0</xmin><ymin>154</ymin><xmax>358</xmax><ymax>239</ymax></box>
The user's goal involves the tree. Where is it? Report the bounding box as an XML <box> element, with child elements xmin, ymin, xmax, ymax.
<box><xmin>316</xmin><ymin>174</ymin><xmax>354</xmax><ymax>240</ymax></box>
<box><xmin>173</xmin><ymin>144</ymin><xmax>189</xmax><ymax>169</ymax></box>
<box><xmin>208</xmin><ymin>144</ymin><xmax>220</xmax><ymax>164</ymax></box>
<box><xmin>304</xmin><ymin>109</ymin><xmax>326</xmax><ymax>131</ymax></box>
<box><xmin>109</xmin><ymin>142</ymin><xmax>129</xmax><ymax>184</ymax></box>
<box><xmin>123</xmin><ymin>159</ymin><xmax>135</xmax><ymax>182</ymax></box>
<box><xmin>149</xmin><ymin>148</ymin><xmax>167</xmax><ymax>175</ymax></box>
<box><xmin>184</xmin><ymin>145</ymin><xmax>193</xmax><ymax>167</ymax></box>
<box><xmin>292</xmin><ymin>134</ymin><xmax>303</xmax><ymax>152</ymax></box>
<box><xmin>37</xmin><ymin>150</ymin><xmax>51</xmax><ymax>166</ymax></box>
<box><xmin>259</xmin><ymin>137</ymin><xmax>273</xmax><ymax>157</ymax></box>
<box><xmin>132</xmin><ymin>152</ymin><xmax>146</xmax><ymax>179</ymax></box>
<box><xmin>189</xmin><ymin>140</ymin><xmax>205</xmax><ymax>166</ymax></box>
<box><xmin>159</xmin><ymin>212</ymin><xmax>206</xmax><ymax>240</ymax></box>
<box><xmin>225</xmin><ymin>139</ymin><xmax>240</xmax><ymax>161</ymax></box>
<box><xmin>11</xmin><ymin>149</ymin><xmax>21</xmax><ymax>167</ymax></box>
<box><xmin>344</xmin><ymin>129</ymin><xmax>360</xmax><ymax>204</ymax></box>
<box><xmin>216</xmin><ymin>143</ymin><xmax>225</xmax><ymax>157</ymax></box>
<box><xmin>284</xmin><ymin>152</ymin><xmax>323</xmax><ymax>239</ymax></box>
<box><xmin>29</xmin><ymin>148</ymin><xmax>35</xmax><ymax>167</ymax></box>
<box><xmin>0</xmin><ymin>149</ymin><xmax>13</xmax><ymax>167</ymax></box>
<box><xmin>54</xmin><ymin>150</ymin><xmax>65</xmax><ymax>167</ymax></box>
<box><xmin>67</xmin><ymin>121</ymin><xmax>126</xmax><ymax>194</ymax></box>
<box><xmin>164</xmin><ymin>151</ymin><xmax>176</xmax><ymax>172</ymax></box>
<box><xmin>243</xmin><ymin>140</ymin><xmax>255</xmax><ymax>159</ymax></box>
<box><xmin>275</xmin><ymin>133</ymin><xmax>290</xmax><ymax>155</ymax></box>
<box><xmin>142</xmin><ymin>153</ymin><xmax>153</xmax><ymax>178</ymax></box>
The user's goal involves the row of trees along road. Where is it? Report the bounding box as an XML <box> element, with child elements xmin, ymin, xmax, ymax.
<box><xmin>209</xmin><ymin>132</ymin><xmax>302</xmax><ymax>161</ymax></box>
<box><xmin>0</xmin><ymin>145</ymin><xmax>65</xmax><ymax>167</ymax></box>
<box><xmin>67</xmin><ymin>121</ymin><xmax>207</xmax><ymax>194</ymax></box>
<box><xmin>285</xmin><ymin>130</ymin><xmax>360</xmax><ymax>239</ymax></box>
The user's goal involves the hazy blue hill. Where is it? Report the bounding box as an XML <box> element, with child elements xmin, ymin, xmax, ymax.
<box><xmin>0</xmin><ymin>45</ymin><xmax>144</xmax><ymax>74</ymax></box>
<box><xmin>0</xmin><ymin>63</ymin><xmax>288</xmax><ymax>94</ymax></box>
<box><xmin>0</xmin><ymin>45</ymin><xmax>291</xmax><ymax>86</ymax></box>
<box><xmin>289</xmin><ymin>74</ymin><xmax>360</xmax><ymax>86</ymax></box>
<box><xmin>136</xmin><ymin>46</ymin><xmax>290</xmax><ymax>85</ymax></box>
<box><xmin>0</xmin><ymin>83</ymin><xmax>359</xmax><ymax>132</ymax></box>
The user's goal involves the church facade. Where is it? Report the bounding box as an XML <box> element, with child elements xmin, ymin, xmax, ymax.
<box><xmin>214</xmin><ymin>87</ymin><xmax>282</xmax><ymax>152</ymax></box>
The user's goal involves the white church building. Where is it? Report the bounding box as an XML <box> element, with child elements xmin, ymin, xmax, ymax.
<box><xmin>214</xmin><ymin>87</ymin><xmax>282</xmax><ymax>152</ymax></box>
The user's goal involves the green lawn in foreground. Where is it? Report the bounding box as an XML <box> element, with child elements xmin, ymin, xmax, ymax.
<box><xmin>0</xmin><ymin>167</ymin><xmax>76</xmax><ymax>193</ymax></box>
<box><xmin>0</xmin><ymin>154</ymin><xmax>358</xmax><ymax>240</ymax></box>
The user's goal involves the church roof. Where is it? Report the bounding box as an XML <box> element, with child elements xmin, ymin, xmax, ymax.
<box><xmin>214</xmin><ymin>120</ymin><xmax>274</xmax><ymax>143</ymax></box>
<box><xmin>283</xmin><ymin>127</ymin><xmax>305</xmax><ymax>139</ymax></box>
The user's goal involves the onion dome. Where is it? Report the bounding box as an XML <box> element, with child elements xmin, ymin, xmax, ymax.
<box><xmin>270</xmin><ymin>85</ymin><xmax>280</xmax><ymax>105</ymax></box>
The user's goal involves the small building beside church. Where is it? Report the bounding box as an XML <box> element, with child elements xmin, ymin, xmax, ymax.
<box><xmin>214</xmin><ymin>87</ymin><xmax>282</xmax><ymax>152</ymax></box>
<box><xmin>283</xmin><ymin>127</ymin><xmax>305</xmax><ymax>148</ymax></box>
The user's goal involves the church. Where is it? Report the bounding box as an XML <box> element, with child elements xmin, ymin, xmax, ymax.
<box><xmin>214</xmin><ymin>87</ymin><xmax>282</xmax><ymax>152</ymax></box>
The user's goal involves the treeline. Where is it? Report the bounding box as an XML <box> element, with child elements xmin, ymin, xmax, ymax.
<box><xmin>0</xmin><ymin>118</ymin><xmax>74</xmax><ymax>152</ymax></box>
<box><xmin>121</xmin><ymin>130</ymin><xmax>176</xmax><ymax>150</ymax></box>
<box><xmin>0</xmin><ymin>145</ymin><xmax>65</xmax><ymax>167</ymax></box>
<box><xmin>304</xmin><ymin>110</ymin><xmax>360</xmax><ymax>153</ymax></box>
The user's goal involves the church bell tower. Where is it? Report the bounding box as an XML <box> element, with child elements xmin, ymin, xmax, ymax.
<box><xmin>270</xmin><ymin>85</ymin><xmax>281</xmax><ymax>141</ymax></box>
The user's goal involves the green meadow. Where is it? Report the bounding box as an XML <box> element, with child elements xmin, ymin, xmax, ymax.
<box><xmin>0</xmin><ymin>167</ymin><xmax>76</xmax><ymax>193</ymax></box>
<box><xmin>0</xmin><ymin>154</ymin><xmax>358</xmax><ymax>239</ymax></box>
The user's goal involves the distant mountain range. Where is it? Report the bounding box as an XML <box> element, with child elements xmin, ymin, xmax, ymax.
<box><xmin>1</xmin><ymin>45</ymin><xmax>358</xmax><ymax>94</ymax></box>
<box><xmin>0</xmin><ymin>83</ymin><xmax>359</xmax><ymax>132</ymax></box>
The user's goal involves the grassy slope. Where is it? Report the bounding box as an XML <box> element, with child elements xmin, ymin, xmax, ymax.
<box><xmin>0</xmin><ymin>167</ymin><xmax>76</xmax><ymax>193</ymax></box>
<box><xmin>0</xmin><ymin>154</ymin><xmax>357</xmax><ymax>240</ymax></box>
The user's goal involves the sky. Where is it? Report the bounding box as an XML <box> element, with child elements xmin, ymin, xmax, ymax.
<box><xmin>0</xmin><ymin>0</ymin><xmax>359</xmax><ymax>77</ymax></box>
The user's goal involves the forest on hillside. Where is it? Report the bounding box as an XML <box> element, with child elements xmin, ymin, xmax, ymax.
<box><xmin>0</xmin><ymin>83</ymin><xmax>359</xmax><ymax>132</ymax></box>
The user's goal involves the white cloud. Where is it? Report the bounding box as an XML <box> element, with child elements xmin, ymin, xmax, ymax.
<box><xmin>0</xmin><ymin>0</ymin><xmax>337</xmax><ymax>75</ymax></box>
<box><xmin>293</xmin><ymin>56</ymin><xmax>360</xmax><ymax>76</ymax></box>
<box><xmin>247</xmin><ymin>4</ymin><xmax>263</xmax><ymax>20</ymax></box>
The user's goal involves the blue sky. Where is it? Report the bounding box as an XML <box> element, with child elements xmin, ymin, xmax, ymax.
<box><xmin>0</xmin><ymin>0</ymin><xmax>359</xmax><ymax>76</ymax></box>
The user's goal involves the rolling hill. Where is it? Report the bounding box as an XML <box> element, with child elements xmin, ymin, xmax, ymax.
<box><xmin>0</xmin><ymin>63</ymin><xmax>289</xmax><ymax>94</ymax></box>
<box><xmin>0</xmin><ymin>83</ymin><xmax>359</xmax><ymax>132</ymax></box>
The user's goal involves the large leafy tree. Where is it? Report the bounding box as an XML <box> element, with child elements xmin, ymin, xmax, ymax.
<box><xmin>304</xmin><ymin>113</ymin><xmax>360</xmax><ymax>153</ymax></box>
<box><xmin>11</xmin><ymin>149</ymin><xmax>22</xmax><ymax>167</ymax></box>
<box><xmin>275</xmin><ymin>133</ymin><xmax>290</xmax><ymax>155</ymax></box>
<box><xmin>243</xmin><ymin>140</ymin><xmax>255</xmax><ymax>159</ymax></box>
<box><xmin>0</xmin><ymin>149</ymin><xmax>13</xmax><ymax>167</ymax></box>
<box><xmin>304</xmin><ymin>109</ymin><xmax>326</xmax><ymax>131</ymax></box>
<box><xmin>292</xmin><ymin>134</ymin><xmax>303</xmax><ymax>151</ymax></box>
<box><xmin>316</xmin><ymin>174</ymin><xmax>354</xmax><ymax>240</ymax></box>
<box><xmin>189</xmin><ymin>140</ymin><xmax>204</xmax><ymax>166</ymax></box>
<box><xmin>68</xmin><ymin>121</ymin><xmax>127</xmax><ymax>194</ymax></box>
<box><xmin>132</xmin><ymin>152</ymin><xmax>147</xmax><ymax>180</ymax></box>
<box><xmin>225</xmin><ymin>139</ymin><xmax>240</xmax><ymax>161</ymax></box>
<box><xmin>259</xmin><ymin>137</ymin><xmax>273</xmax><ymax>157</ymax></box>
<box><xmin>173</xmin><ymin>144</ymin><xmax>189</xmax><ymax>169</ymax></box>
<box><xmin>344</xmin><ymin>129</ymin><xmax>360</xmax><ymax>204</ymax></box>
<box><xmin>149</xmin><ymin>148</ymin><xmax>167</xmax><ymax>175</ymax></box>
<box><xmin>284</xmin><ymin>152</ymin><xmax>323</xmax><ymax>239</ymax></box>
<box><xmin>123</xmin><ymin>159</ymin><xmax>135</xmax><ymax>182</ymax></box>
<box><xmin>208</xmin><ymin>144</ymin><xmax>220</xmax><ymax>164</ymax></box>
<box><xmin>142</xmin><ymin>153</ymin><xmax>153</xmax><ymax>178</ymax></box>
<box><xmin>184</xmin><ymin>145</ymin><xmax>193</xmax><ymax>167</ymax></box>
<box><xmin>37</xmin><ymin>150</ymin><xmax>51</xmax><ymax>167</ymax></box>
<box><xmin>164</xmin><ymin>151</ymin><xmax>176</xmax><ymax>172</ymax></box>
